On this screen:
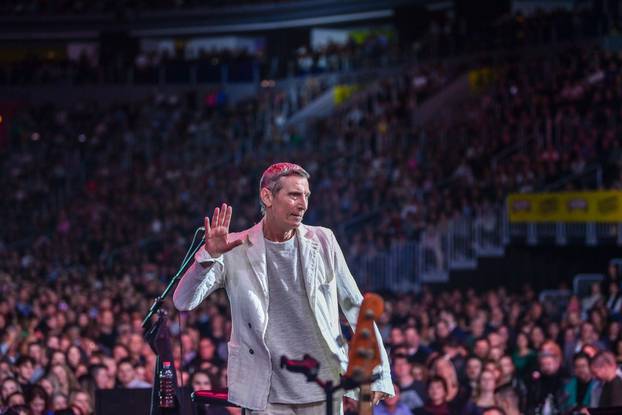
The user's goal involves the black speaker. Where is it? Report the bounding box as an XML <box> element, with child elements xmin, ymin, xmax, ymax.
<box><xmin>96</xmin><ymin>388</ymin><xmax>194</xmax><ymax>415</ymax></box>
<box><xmin>96</xmin><ymin>389</ymin><xmax>151</xmax><ymax>415</ymax></box>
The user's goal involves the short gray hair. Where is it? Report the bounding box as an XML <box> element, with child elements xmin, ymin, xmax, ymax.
<box><xmin>259</xmin><ymin>162</ymin><xmax>310</xmax><ymax>215</ymax></box>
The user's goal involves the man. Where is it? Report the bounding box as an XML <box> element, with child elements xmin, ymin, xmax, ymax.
<box><xmin>589</xmin><ymin>350</ymin><xmax>622</xmax><ymax>407</ymax></box>
<box><xmin>96</xmin><ymin>309</ymin><xmax>118</xmax><ymax>353</ymax></box>
<box><xmin>562</xmin><ymin>352</ymin><xmax>596</xmax><ymax>412</ymax></box>
<box><xmin>374</xmin><ymin>384</ymin><xmax>411</xmax><ymax>415</ymax></box>
<box><xmin>473</xmin><ymin>337</ymin><xmax>490</xmax><ymax>361</ymax></box>
<box><xmin>174</xmin><ymin>163</ymin><xmax>394</xmax><ymax>413</ymax></box>
<box><xmin>13</xmin><ymin>357</ymin><xmax>34</xmax><ymax>395</ymax></box>
<box><xmin>496</xmin><ymin>355</ymin><xmax>526</xmax><ymax>412</ymax></box>
<box><xmin>392</xmin><ymin>355</ymin><xmax>424</xmax><ymax>411</ymax></box>
<box><xmin>463</xmin><ymin>356</ymin><xmax>482</xmax><ymax>398</ymax></box>
<box><xmin>403</xmin><ymin>327</ymin><xmax>430</xmax><ymax>365</ymax></box>
<box><xmin>573</xmin><ymin>322</ymin><xmax>606</xmax><ymax>354</ymax></box>
<box><xmin>439</xmin><ymin>311</ymin><xmax>467</xmax><ymax>344</ymax></box>
<box><xmin>116</xmin><ymin>357</ymin><xmax>150</xmax><ymax>388</ymax></box>
<box><xmin>188</xmin><ymin>337</ymin><xmax>223</xmax><ymax>372</ymax></box>
<box><xmin>90</xmin><ymin>364</ymin><xmax>113</xmax><ymax>390</ymax></box>
<box><xmin>26</xmin><ymin>342</ymin><xmax>46</xmax><ymax>383</ymax></box>
<box><xmin>429</xmin><ymin>320</ymin><xmax>451</xmax><ymax>353</ymax></box>
<box><xmin>525</xmin><ymin>347</ymin><xmax>567</xmax><ymax>415</ymax></box>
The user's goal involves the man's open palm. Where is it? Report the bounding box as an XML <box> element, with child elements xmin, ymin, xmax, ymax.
<box><xmin>204</xmin><ymin>203</ymin><xmax>243</xmax><ymax>257</ymax></box>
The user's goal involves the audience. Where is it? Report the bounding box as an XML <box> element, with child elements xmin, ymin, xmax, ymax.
<box><xmin>2</xmin><ymin>11</ymin><xmax>622</xmax><ymax>415</ymax></box>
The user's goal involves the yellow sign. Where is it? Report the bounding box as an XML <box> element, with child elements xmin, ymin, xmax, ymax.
<box><xmin>468</xmin><ymin>67</ymin><xmax>497</xmax><ymax>92</ymax></box>
<box><xmin>507</xmin><ymin>191</ymin><xmax>622</xmax><ymax>223</ymax></box>
<box><xmin>333</xmin><ymin>84</ymin><xmax>359</xmax><ymax>105</ymax></box>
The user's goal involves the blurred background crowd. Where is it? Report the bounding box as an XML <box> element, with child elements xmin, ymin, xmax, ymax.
<box><xmin>3</xmin><ymin>0</ymin><xmax>622</xmax><ymax>414</ymax></box>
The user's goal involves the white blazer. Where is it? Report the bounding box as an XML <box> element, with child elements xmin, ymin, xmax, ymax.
<box><xmin>173</xmin><ymin>220</ymin><xmax>394</xmax><ymax>410</ymax></box>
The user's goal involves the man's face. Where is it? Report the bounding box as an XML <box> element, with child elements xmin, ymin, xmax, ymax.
<box><xmin>17</xmin><ymin>361</ymin><xmax>33</xmax><ymax>382</ymax></box>
<box><xmin>73</xmin><ymin>392</ymin><xmax>90</xmax><ymax>414</ymax></box>
<box><xmin>428</xmin><ymin>381</ymin><xmax>446</xmax><ymax>404</ymax></box>
<box><xmin>128</xmin><ymin>334</ymin><xmax>143</xmax><ymax>354</ymax></box>
<box><xmin>474</xmin><ymin>340</ymin><xmax>490</xmax><ymax>359</ymax></box>
<box><xmin>94</xmin><ymin>369</ymin><xmax>112</xmax><ymax>389</ymax></box>
<box><xmin>393</xmin><ymin>358</ymin><xmax>411</xmax><ymax>378</ymax></box>
<box><xmin>28</xmin><ymin>345</ymin><xmax>42</xmax><ymax>363</ymax></box>
<box><xmin>591</xmin><ymin>364</ymin><xmax>616</xmax><ymax>382</ymax></box>
<box><xmin>390</xmin><ymin>329</ymin><xmax>405</xmax><ymax>345</ymax></box>
<box><xmin>1</xmin><ymin>380</ymin><xmax>19</xmax><ymax>400</ymax></box>
<box><xmin>499</xmin><ymin>357</ymin><xmax>514</xmax><ymax>378</ymax></box>
<box><xmin>199</xmin><ymin>338</ymin><xmax>215</xmax><ymax>360</ymax></box>
<box><xmin>31</xmin><ymin>396</ymin><xmax>46</xmax><ymax>414</ymax></box>
<box><xmin>263</xmin><ymin>176</ymin><xmax>309</xmax><ymax>232</ymax></box>
<box><xmin>191</xmin><ymin>373</ymin><xmax>212</xmax><ymax>392</ymax></box>
<box><xmin>436</xmin><ymin>321</ymin><xmax>449</xmax><ymax>339</ymax></box>
<box><xmin>539</xmin><ymin>355</ymin><xmax>560</xmax><ymax>375</ymax></box>
<box><xmin>488</xmin><ymin>332</ymin><xmax>502</xmax><ymax>348</ymax></box>
<box><xmin>118</xmin><ymin>363</ymin><xmax>135</xmax><ymax>385</ymax></box>
<box><xmin>99</xmin><ymin>310</ymin><xmax>114</xmax><ymax>328</ymax></box>
<box><xmin>404</xmin><ymin>328</ymin><xmax>419</xmax><ymax>347</ymax></box>
<box><xmin>466</xmin><ymin>358</ymin><xmax>482</xmax><ymax>380</ymax></box>
<box><xmin>580</xmin><ymin>323</ymin><xmax>595</xmax><ymax>342</ymax></box>
<box><xmin>574</xmin><ymin>357</ymin><xmax>592</xmax><ymax>382</ymax></box>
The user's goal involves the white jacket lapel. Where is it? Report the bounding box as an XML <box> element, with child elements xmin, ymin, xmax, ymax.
<box><xmin>245</xmin><ymin>221</ymin><xmax>268</xmax><ymax>297</ymax></box>
<box><xmin>297</xmin><ymin>224</ymin><xmax>320</xmax><ymax>308</ymax></box>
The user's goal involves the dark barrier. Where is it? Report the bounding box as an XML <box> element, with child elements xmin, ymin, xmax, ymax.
<box><xmin>96</xmin><ymin>387</ymin><xmax>193</xmax><ymax>415</ymax></box>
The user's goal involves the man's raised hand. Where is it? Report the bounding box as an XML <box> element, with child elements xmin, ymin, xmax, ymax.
<box><xmin>204</xmin><ymin>203</ymin><xmax>243</xmax><ymax>257</ymax></box>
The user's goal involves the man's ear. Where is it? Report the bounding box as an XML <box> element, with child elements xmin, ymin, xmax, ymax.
<box><xmin>260</xmin><ymin>187</ymin><xmax>273</xmax><ymax>209</ymax></box>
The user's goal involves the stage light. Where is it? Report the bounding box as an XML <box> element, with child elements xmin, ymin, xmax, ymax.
<box><xmin>31</xmin><ymin>132</ymin><xmax>40</xmax><ymax>141</ymax></box>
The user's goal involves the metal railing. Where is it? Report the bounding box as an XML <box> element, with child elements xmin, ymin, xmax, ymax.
<box><xmin>349</xmin><ymin>241</ymin><xmax>419</xmax><ymax>293</ymax></box>
<box><xmin>352</xmin><ymin>205</ymin><xmax>622</xmax><ymax>291</ymax></box>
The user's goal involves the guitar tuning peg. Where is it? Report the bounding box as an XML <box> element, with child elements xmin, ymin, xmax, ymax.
<box><xmin>356</xmin><ymin>348</ymin><xmax>374</xmax><ymax>359</ymax></box>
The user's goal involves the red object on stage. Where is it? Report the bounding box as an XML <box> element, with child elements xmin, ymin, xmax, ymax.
<box><xmin>191</xmin><ymin>389</ymin><xmax>239</xmax><ymax>407</ymax></box>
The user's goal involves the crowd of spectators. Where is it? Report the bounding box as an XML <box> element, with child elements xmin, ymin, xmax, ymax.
<box><xmin>2</xmin><ymin>257</ymin><xmax>622</xmax><ymax>414</ymax></box>
<box><xmin>2</xmin><ymin>18</ymin><xmax>622</xmax><ymax>415</ymax></box>
<box><xmin>322</xmin><ymin>45</ymin><xmax>622</xmax><ymax>272</ymax></box>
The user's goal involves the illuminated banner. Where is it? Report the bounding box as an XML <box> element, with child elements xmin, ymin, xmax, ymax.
<box><xmin>468</xmin><ymin>67</ymin><xmax>497</xmax><ymax>92</ymax></box>
<box><xmin>507</xmin><ymin>191</ymin><xmax>622</xmax><ymax>223</ymax></box>
<box><xmin>333</xmin><ymin>84</ymin><xmax>359</xmax><ymax>105</ymax></box>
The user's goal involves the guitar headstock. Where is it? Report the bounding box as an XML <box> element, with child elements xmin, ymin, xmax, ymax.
<box><xmin>345</xmin><ymin>293</ymin><xmax>384</xmax><ymax>383</ymax></box>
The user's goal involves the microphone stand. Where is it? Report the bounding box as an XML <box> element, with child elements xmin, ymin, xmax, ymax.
<box><xmin>142</xmin><ymin>232</ymin><xmax>205</xmax><ymax>415</ymax></box>
<box><xmin>281</xmin><ymin>355</ymin><xmax>380</xmax><ymax>415</ymax></box>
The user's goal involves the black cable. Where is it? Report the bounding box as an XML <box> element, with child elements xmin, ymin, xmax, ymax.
<box><xmin>178</xmin><ymin>310</ymin><xmax>185</xmax><ymax>389</ymax></box>
<box><xmin>175</xmin><ymin>226</ymin><xmax>205</xmax><ymax>390</ymax></box>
